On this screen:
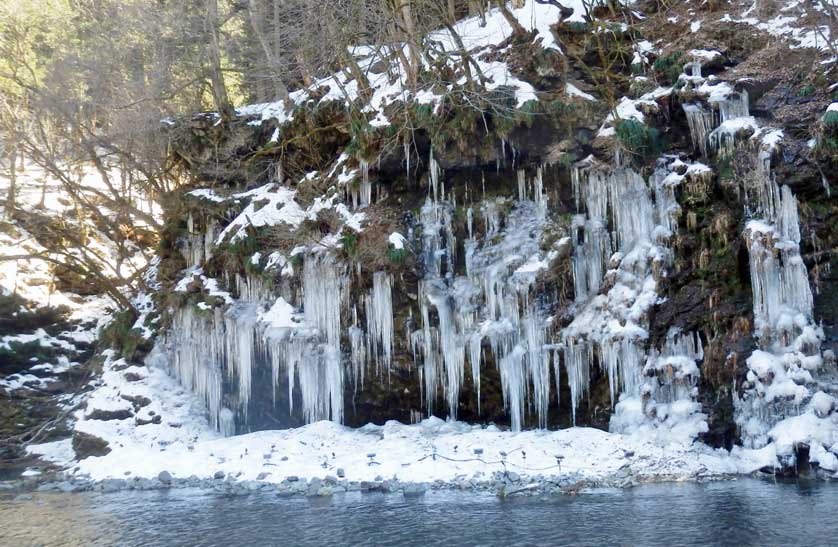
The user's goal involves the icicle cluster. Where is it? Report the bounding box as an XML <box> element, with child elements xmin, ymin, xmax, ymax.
<box><xmin>611</xmin><ymin>329</ymin><xmax>707</xmax><ymax>443</ymax></box>
<box><xmin>558</xmin><ymin>157</ymin><xmax>707</xmax><ymax>440</ymax></box>
<box><xmin>411</xmin><ymin>151</ymin><xmax>555</xmax><ymax>430</ymax></box>
<box><xmin>736</xmin><ymin>144</ymin><xmax>825</xmax><ymax>449</ymax></box>
<box><xmin>182</xmin><ymin>214</ymin><xmax>217</xmax><ymax>268</ymax></box>
<box><xmin>166</xmin><ymin>252</ymin><xmax>360</xmax><ymax>434</ymax></box>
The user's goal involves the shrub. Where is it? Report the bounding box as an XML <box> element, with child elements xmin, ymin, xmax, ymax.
<box><xmin>798</xmin><ymin>84</ymin><xmax>815</xmax><ymax>97</ymax></box>
<box><xmin>615</xmin><ymin>119</ymin><xmax>661</xmax><ymax>159</ymax></box>
<box><xmin>99</xmin><ymin>310</ymin><xmax>149</xmax><ymax>361</ymax></box>
<box><xmin>653</xmin><ymin>51</ymin><xmax>684</xmax><ymax>85</ymax></box>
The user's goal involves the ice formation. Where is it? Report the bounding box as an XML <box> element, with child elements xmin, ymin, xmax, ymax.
<box><xmin>558</xmin><ymin>156</ymin><xmax>707</xmax><ymax>438</ymax></box>
<box><xmin>735</xmin><ymin>141</ymin><xmax>826</xmax><ymax>451</ymax></box>
<box><xmin>165</xmin><ymin>251</ymin><xmax>357</xmax><ymax>433</ymax></box>
<box><xmin>182</xmin><ymin>214</ymin><xmax>217</xmax><ymax>269</ymax></box>
<box><xmin>411</xmin><ymin>154</ymin><xmax>555</xmax><ymax>430</ymax></box>
<box><xmin>672</xmin><ymin>56</ymin><xmax>833</xmax><ymax>457</ymax></box>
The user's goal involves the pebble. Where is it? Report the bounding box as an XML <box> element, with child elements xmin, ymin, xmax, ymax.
<box><xmin>213</xmin><ymin>471</ymin><xmax>225</xmax><ymax>480</ymax></box>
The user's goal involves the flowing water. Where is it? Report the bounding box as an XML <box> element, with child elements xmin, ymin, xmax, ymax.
<box><xmin>0</xmin><ymin>479</ymin><xmax>835</xmax><ymax>546</ymax></box>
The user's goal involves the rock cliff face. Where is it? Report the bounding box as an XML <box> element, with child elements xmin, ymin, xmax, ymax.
<box><xmin>138</xmin><ymin>0</ymin><xmax>837</xmax><ymax>471</ymax></box>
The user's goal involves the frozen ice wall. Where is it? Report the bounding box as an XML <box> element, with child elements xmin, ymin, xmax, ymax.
<box><xmin>559</xmin><ymin>157</ymin><xmax>707</xmax><ymax>440</ymax></box>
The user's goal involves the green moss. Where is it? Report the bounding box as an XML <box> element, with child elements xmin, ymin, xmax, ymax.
<box><xmin>823</xmin><ymin>110</ymin><xmax>838</xmax><ymax>126</ymax></box>
<box><xmin>0</xmin><ymin>341</ymin><xmax>58</xmax><ymax>372</ymax></box>
<box><xmin>717</xmin><ymin>157</ymin><xmax>734</xmax><ymax>182</ymax></box>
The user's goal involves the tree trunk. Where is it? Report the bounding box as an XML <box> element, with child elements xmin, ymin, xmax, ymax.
<box><xmin>4</xmin><ymin>139</ymin><xmax>17</xmax><ymax>219</ymax></box>
<box><xmin>496</xmin><ymin>1</ymin><xmax>527</xmax><ymax>36</ymax></box>
<box><xmin>248</xmin><ymin>0</ymin><xmax>290</xmax><ymax>102</ymax></box>
<box><xmin>399</xmin><ymin>0</ymin><xmax>422</xmax><ymax>88</ymax></box>
<box><xmin>206</xmin><ymin>0</ymin><xmax>234</xmax><ymax>119</ymax></box>
<box><xmin>468</xmin><ymin>0</ymin><xmax>486</xmax><ymax>25</ymax></box>
<box><xmin>447</xmin><ymin>0</ymin><xmax>457</xmax><ymax>23</ymax></box>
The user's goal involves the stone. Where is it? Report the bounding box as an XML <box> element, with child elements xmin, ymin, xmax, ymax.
<box><xmin>506</xmin><ymin>471</ymin><xmax>520</xmax><ymax>482</ymax></box>
<box><xmin>403</xmin><ymin>483</ymin><xmax>427</xmax><ymax>497</ymax></box>
<box><xmin>336</xmin><ymin>468</ymin><xmax>345</xmax><ymax>478</ymax></box>
<box><xmin>213</xmin><ymin>470</ymin><xmax>225</xmax><ymax>480</ymax></box>
<box><xmin>306</xmin><ymin>479</ymin><xmax>322</xmax><ymax>497</ymax></box>
<box><xmin>72</xmin><ymin>431</ymin><xmax>111</xmax><ymax>459</ymax></box>
<box><xmin>86</xmin><ymin>408</ymin><xmax>133</xmax><ymax>421</ymax></box>
<box><xmin>56</xmin><ymin>481</ymin><xmax>76</xmax><ymax>493</ymax></box>
<box><xmin>157</xmin><ymin>471</ymin><xmax>173</xmax><ymax>484</ymax></box>
<box><xmin>136</xmin><ymin>415</ymin><xmax>163</xmax><ymax>426</ymax></box>
<box><xmin>120</xmin><ymin>393</ymin><xmax>151</xmax><ymax>408</ymax></box>
<box><xmin>101</xmin><ymin>479</ymin><xmax>126</xmax><ymax>492</ymax></box>
<box><xmin>256</xmin><ymin>472</ymin><xmax>271</xmax><ymax>481</ymax></box>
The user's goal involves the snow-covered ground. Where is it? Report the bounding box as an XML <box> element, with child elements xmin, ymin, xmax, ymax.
<box><xmin>0</xmin><ymin>162</ymin><xmax>123</xmax><ymax>395</ymax></box>
<box><xmin>24</xmin><ymin>350</ymin><xmax>781</xmax><ymax>491</ymax></box>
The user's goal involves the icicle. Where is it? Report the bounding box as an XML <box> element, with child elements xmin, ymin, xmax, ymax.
<box><xmin>365</xmin><ymin>272</ymin><xmax>395</xmax><ymax>376</ymax></box>
<box><xmin>517</xmin><ymin>169</ymin><xmax>527</xmax><ymax>201</ymax></box>
<box><xmin>429</xmin><ymin>149</ymin><xmax>440</xmax><ymax>202</ymax></box>
<box><xmin>682</xmin><ymin>103</ymin><xmax>714</xmax><ymax>156</ymax></box>
<box><xmin>219</xmin><ymin>408</ymin><xmax>236</xmax><ymax>437</ymax></box>
<box><xmin>359</xmin><ymin>159</ymin><xmax>372</xmax><ymax>208</ymax></box>
<box><xmin>719</xmin><ymin>90</ymin><xmax>749</xmax><ymax>122</ymax></box>
<box><xmin>349</xmin><ymin>325</ymin><xmax>367</xmax><ymax>392</ymax></box>
<box><xmin>533</xmin><ymin>166</ymin><xmax>546</xmax><ymax>215</ymax></box>
<box><xmin>563</xmin><ymin>339</ymin><xmax>590</xmax><ymax>425</ymax></box>
<box><xmin>169</xmin><ymin>306</ymin><xmax>225</xmax><ymax>432</ymax></box>
<box><xmin>469</xmin><ymin>332</ymin><xmax>482</xmax><ymax>414</ymax></box>
<box><xmin>299</xmin><ymin>254</ymin><xmax>346</xmax><ymax>423</ymax></box>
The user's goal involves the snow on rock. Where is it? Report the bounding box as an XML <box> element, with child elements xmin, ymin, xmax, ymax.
<box><xmin>598</xmin><ymin>96</ymin><xmax>658</xmax><ymax>137</ymax></box>
<box><xmin>565</xmin><ymin>83</ymin><xmax>597</xmax><ymax>101</ymax></box>
<box><xmin>216</xmin><ymin>184</ymin><xmax>307</xmax><ymax>242</ymax></box>
<box><xmin>388</xmin><ymin>232</ymin><xmax>407</xmax><ymax>250</ymax></box>
<box><xmin>259</xmin><ymin>297</ymin><xmax>301</xmax><ymax>329</ymax></box>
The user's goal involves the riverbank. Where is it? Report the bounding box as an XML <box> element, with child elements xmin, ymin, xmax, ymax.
<box><xmin>8</xmin><ymin>347</ymin><xmax>814</xmax><ymax>498</ymax></box>
<box><xmin>17</xmin><ymin>413</ymin><xmax>778</xmax><ymax>498</ymax></box>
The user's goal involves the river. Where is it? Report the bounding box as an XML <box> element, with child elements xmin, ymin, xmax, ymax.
<box><xmin>0</xmin><ymin>478</ymin><xmax>831</xmax><ymax>546</ymax></box>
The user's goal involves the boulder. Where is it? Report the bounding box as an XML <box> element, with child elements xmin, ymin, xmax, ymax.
<box><xmin>72</xmin><ymin>431</ymin><xmax>111</xmax><ymax>459</ymax></box>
